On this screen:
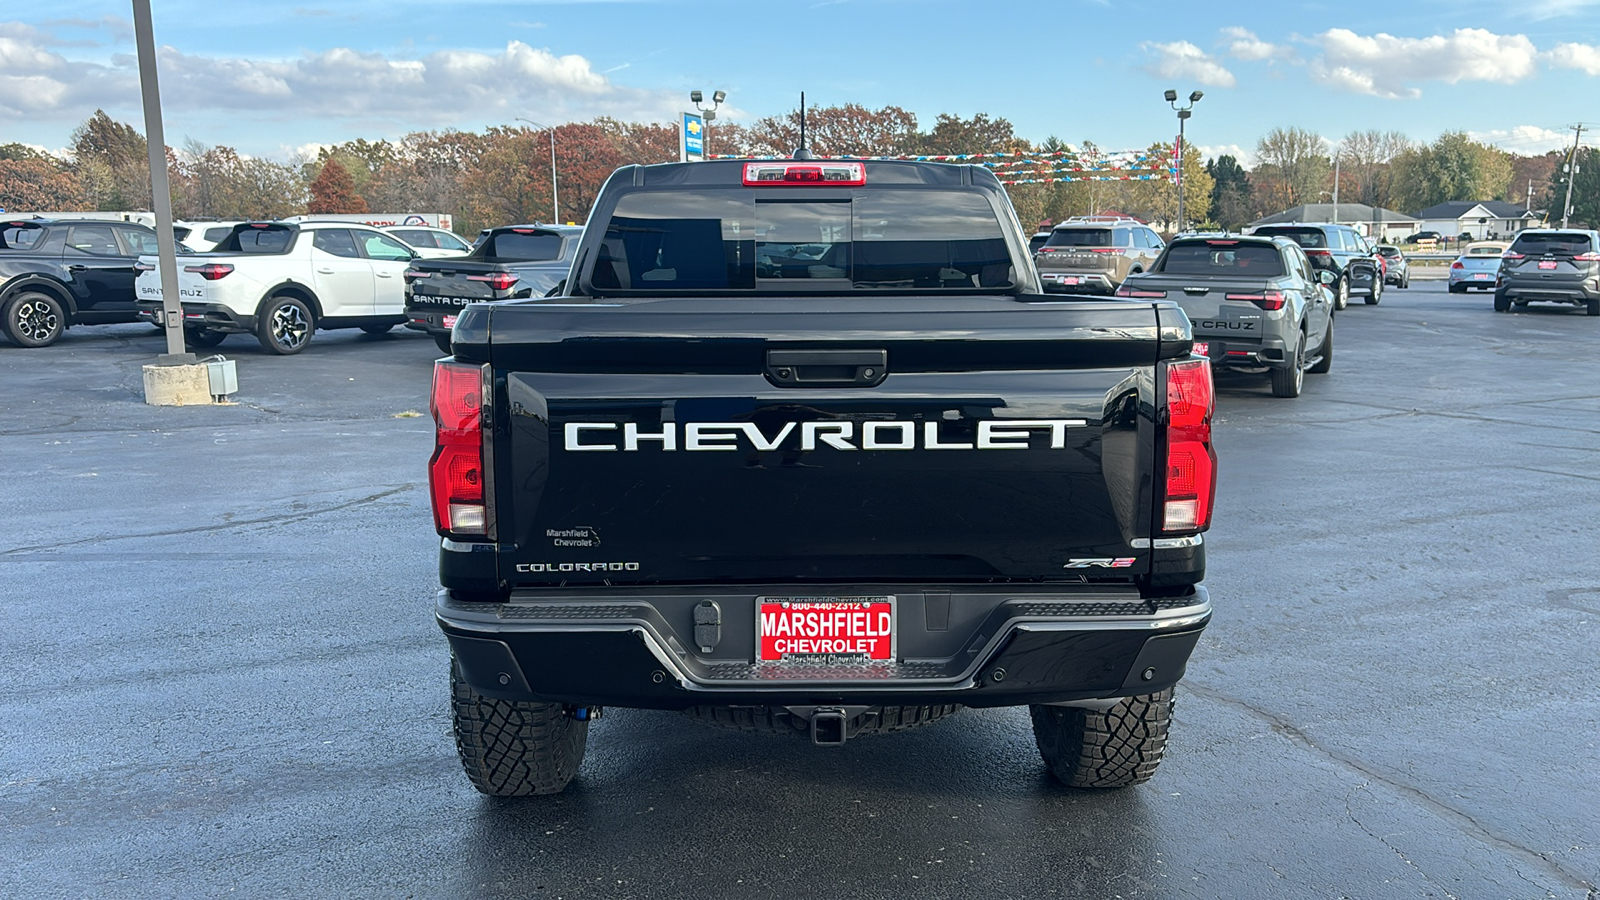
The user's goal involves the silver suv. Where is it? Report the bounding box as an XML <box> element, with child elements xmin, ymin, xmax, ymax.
<box><xmin>1494</xmin><ymin>229</ymin><xmax>1600</xmax><ymax>316</ymax></box>
<box><xmin>1033</xmin><ymin>217</ymin><xmax>1165</xmax><ymax>294</ymax></box>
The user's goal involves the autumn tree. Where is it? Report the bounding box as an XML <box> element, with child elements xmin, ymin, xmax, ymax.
<box><xmin>0</xmin><ymin>158</ymin><xmax>84</xmax><ymax>209</ymax></box>
<box><xmin>366</xmin><ymin>129</ymin><xmax>489</xmax><ymax>218</ymax></box>
<box><xmin>1206</xmin><ymin>155</ymin><xmax>1253</xmax><ymax>231</ymax></box>
<box><xmin>71</xmin><ymin>110</ymin><xmax>153</xmax><ymax>210</ymax></box>
<box><xmin>174</xmin><ymin>140</ymin><xmax>306</xmax><ymax>219</ymax></box>
<box><xmin>1509</xmin><ymin>152</ymin><xmax>1558</xmax><ymax>207</ymax></box>
<box><xmin>722</xmin><ymin>103</ymin><xmax>920</xmax><ymax>158</ymax></box>
<box><xmin>308</xmin><ymin>159</ymin><xmax>368</xmax><ymax>214</ymax></box>
<box><xmin>1253</xmin><ymin>127</ymin><xmax>1331</xmax><ymax>210</ymax></box>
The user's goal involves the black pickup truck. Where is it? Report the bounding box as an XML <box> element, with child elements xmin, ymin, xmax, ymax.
<box><xmin>429</xmin><ymin>159</ymin><xmax>1217</xmax><ymax>796</ymax></box>
<box><xmin>1</xmin><ymin>218</ymin><xmax>163</xmax><ymax>347</ymax></box>
<box><xmin>404</xmin><ymin>224</ymin><xmax>582</xmax><ymax>353</ymax></box>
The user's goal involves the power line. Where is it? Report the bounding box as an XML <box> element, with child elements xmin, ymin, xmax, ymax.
<box><xmin>1561</xmin><ymin>123</ymin><xmax>1584</xmax><ymax>228</ymax></box>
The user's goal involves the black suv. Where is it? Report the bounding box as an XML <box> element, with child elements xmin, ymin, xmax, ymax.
<box><xmin>1494</xmin><ymin>229</ymin><xmax>1600</xmax><ymax>316</ymax></box>
<box><xmin>1251</xmin><ymin>223</ymin><xmax>1382</xmax><ymax>309</ymax></box>
<box><xmin>0</xmin><ymin>218</ymin><xmax>163</xmax><ymax>348</ymax></box>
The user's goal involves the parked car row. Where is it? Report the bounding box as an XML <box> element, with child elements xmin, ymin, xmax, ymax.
<box><xmin>0</xmin><ymin>215</ymin><xmax>585</xmax><ymax>352</ymax></box>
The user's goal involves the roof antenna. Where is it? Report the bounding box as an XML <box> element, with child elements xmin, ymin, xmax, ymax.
<box><xmin>793</xmin><ymin>92</ymin><xmax>815</xmax><ymax>160</ymax></box>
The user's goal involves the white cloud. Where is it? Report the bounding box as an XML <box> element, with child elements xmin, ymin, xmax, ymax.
<box><xmin>0</xmin><ymin>34</ymin><xmax>680</xmax><ymax>140</ymax></box>
<box><xmin>1310</xmin><ymin>28</ymin><xmax>1539</xmax><ymax>99</ymax></box>
<box><xmin>1468</xmin><ymin>125</ymin><xmax>1573</xmax><ymax>155</ymax></box>
<box><xmin>1221</xmin><ymin>27</ymin><xmax>1292</xmax><ymax>62</ymax></box>
<box><xmin>1195</xmin><ymin>143</ymin><xmax>1253</xmax><ymax>167</ymax></box>
<box><xmin>1546</xmin><ymin>42</ymin><xmax>1600</xmax><ymax>75</ymax></box>
<box><xmin>1525</xmin><ymin>0</ymin><xmax>1600</xmax><ymax>19</ymax></box>
<box><xmin>1142</xmin><ymin>41</ymin><xmax>1236</xmax><ymax>88</ymax></box>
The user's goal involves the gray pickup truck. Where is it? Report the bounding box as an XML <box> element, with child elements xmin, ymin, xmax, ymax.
<box><xmin>1119</xmin><ymin>234</ymin><xmax>1335</xmax><ymax>397</ymax></box>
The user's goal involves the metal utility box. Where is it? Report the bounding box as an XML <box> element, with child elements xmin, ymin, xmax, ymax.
<box><xmin>206</xmin><ymin>358</ymin><xmax>238</xmax><ymax>400</ymax></box>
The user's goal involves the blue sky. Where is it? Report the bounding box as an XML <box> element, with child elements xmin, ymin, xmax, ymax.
<box><xmin>4</xmin><ymin>1</ymin><xmax>1599</xmax><ymax>164</ymax></box>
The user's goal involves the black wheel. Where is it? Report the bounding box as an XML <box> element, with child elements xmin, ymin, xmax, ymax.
<box><xmin>1493</xmin><ymin>291</ymin><xmax>1511</xmax><ymax>312</ymax></box>
<box><xmin>683</xmin><ymin>704</ymin><xmax>959</xmax><ymax>738</ymax></box>
<box><xmin>1365</xmin><ymin>277</ymin><xmax>1381</xmax><ymax>304</ymax></box>
<box><xmin>3</xmin><ymin>291</ymin><xmax>66</xmax><ymax>348</ymax></box>
<box><xmin>1308</xmin><ymin>318</ymin><xmax>1332</xmax><ymax>374</ymax></box>
<box><xmin>1270</xmin><ymin>334</ymin><xmax>1304</xmax><ymax>398</ymax></box>
<box><xmin>1588</xmin><ymin>298</ymin><xmax>1600</xmax><ymax>317</ymax></box>
<box><xmin>1401</xmin><ymin>273</ymin><xmax>1410</xmax><ymax>289</ymax></box>
<box><xmin>434</xmin><ymin>333</ymin><xmax>453</xmax><ymax>354</ymax></box>
<box><xmin>450</xmin><ymin>658</ymin><xmax>588</xmax><ymax>797</ymax></box>
<box><xmin>1031</xmin><ymin>689</ymin><xmax>1174</xmax><ymax>788</ymax></box>
<box><xmin>360</xmin><ymin>322</ymin><xmax>393</xmax><ymax>335</ymax></box>
<box><xmin>1335</xmin><ymin>276</ymin><xmax>1348</xmax><ymax>310</ymax></box>
<box><xmin>1449</xmin><ymin>283</ymin><xmax>1465</xmax><ymax>294</ymax></box>
<box><xmin>185</xmin><ymin>328</ymin><xmax>227</xmax><ymax>348</ymax></box>
<box><xmin>256</xmin><ymin>295</ymin><xmax>314</xmax><ymax>355</ymax></box>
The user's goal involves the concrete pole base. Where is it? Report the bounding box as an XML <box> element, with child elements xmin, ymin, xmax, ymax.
<box><xmin>142</xmin><ymin>363</ymin><xmax>215</xmax><ymax>406</ymax></box>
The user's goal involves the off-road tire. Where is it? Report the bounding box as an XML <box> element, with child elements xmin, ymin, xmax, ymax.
<box><xmin>3</xmin><ymin>291</ymin><xmax>66</xmax><ymax>348</ymax></box>
<box><xmin>185</xmin><ymin>328</ymin><xmax>227</xmax><ymax>348</ymax></box>
<box><xmin>256</xmin><ymin>295</ymin><xmax>314</xmax><ymax>355</ymax></box>
<box><xmin>450</xmin><ymin>658</ymin><xmax>588</xmax><ymax>796</ymax></box>
<box><xmin>360</xmin><ymin>322</ymin><xmax>394</xmax><ymax>335</ymax></box>
<box><xmin>1493</xmin><ymin>291</ymin><xmax>1512</xmax><ymax>312</ymax></box>
<box><xmin>1587</xmin><ymin>298</ymin><xmax>1599</xmax><ymax>317</ymax></box>
<box><xmin>1030</xmin><ymin>688</ymin><xmax>1174</xmax><ymax>788</ymax></box>
<box><xmin>684</xmin><ymin>704</ymin><xmax>960</xmax><ymax>737</ymax></box>
<box><xmin>1270</xmin><ymin>334</ymin><xmax>1305</xmax><ymax>398</ymax></box>
<box><xmin>435</xmin><ymin>333</ymin><xmax>453</xmax><ymax>354</ymax></box>
<box><xmin>1308</xmin><ymin>319</ymin><xmax>1332</xmax><ymax>374</ymax></box>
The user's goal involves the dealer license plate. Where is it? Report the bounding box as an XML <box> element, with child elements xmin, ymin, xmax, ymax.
<box><xmin>1192</xmin><ymin>341</ymin><xmax>1209</xmax><ymax>357</ymax></box>
<box><xmin>1538</xmin><ymin>261</ymin><xmax>1559</xmax><ymax>270</ymax></box>
<box><xmin>756</xmin><ymin>597</ymin><xmax>895</xmax><ymax>663</ymax></box>
<box><xmin>1474</xmin><ymin>273</ymin><xmax>1490</xmax><ymax>279</ymax></box>
<box><xmin>1062</xmin><ymin>276</ymin><xmax>1080</xmax><ymax>285</ymax></box>
<box><xmin>442</xmin><ymin>314</ymin><xmax>458</xmax><ymax>328</ymax></box>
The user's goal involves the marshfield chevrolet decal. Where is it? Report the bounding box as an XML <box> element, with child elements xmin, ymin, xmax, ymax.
<box><xmin>563</xmin><ymin>420</ymin><xmax>1088</xmax><ymax>452</ymax></box>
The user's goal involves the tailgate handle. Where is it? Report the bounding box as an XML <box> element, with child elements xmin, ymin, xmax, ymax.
<box><xmin>766</xmin><ymin>349</ymin><xmax>887</xmax><ymax>387</ymax></box>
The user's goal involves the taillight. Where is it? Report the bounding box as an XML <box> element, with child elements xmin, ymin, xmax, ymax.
<box><xmin>1305</xmin><ymin>249</ymin><xmax>1332</xmax><ymax>257</ymax></box>
<box><xmin>1501</xmin><ymin>252</ymin><xmax>1524</xmax><ymax>260</ymax></box>
<box><xmin>467</xmin><ymin>272</ymin><xmax>519</xmax><ymax>291</ymax></box>
<box><xmin>1089</xmin><ymin>248</ymin><xmax>1121</xmax><ymax>253</ymax></box>
<box><xmin>743</xmin><ymin>161</ymin><xmax>866</xmax><ymax>185</ymax></box>
<box><xmin>1451</xmin><ymin>261</ymin><xmax>1464</xmax><ymax>270</ymax></box>
<box><xmin>183</xmin><ymin>263</ymin><xmax>234</xmax><ymax>280</ymax></box>
<box><xmin>404</xmin><ymin>268</ymin><xmax>432</xmax><ymax>283</ymax></box>
<box><xmin>1224</xmin><ymin>290</ymin><xmax>1285</xmax><ymax>310</ymax></box>
<box><xmin>1573</xmin><ymin>252</ymin><xmax>1600</xmax><ymax>261</ymax></box>
<box><xmin>1116</xmin><ymin>286</ymin><xmax>1169</xmax><ymax>298</ymax></box>
<box><xmin>1161</xmin><ymin>358</ymin><xmax>1215</xmax><ymax>534</ymax></box>
<box><xmin>430</xmin><ymin>361</ymin><xmax>488</xmax><ymax>537</ymax></box>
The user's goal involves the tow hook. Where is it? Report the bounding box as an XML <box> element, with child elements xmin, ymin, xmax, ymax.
<box><xmin>567</xmin><ymin>706</ymin><xmax>603</xmax><ymax>721</ymax></box>
<box><xmin>810</xmin><ymin>708</ymin><xmax>848</xmax><ymax>746</ymax></box>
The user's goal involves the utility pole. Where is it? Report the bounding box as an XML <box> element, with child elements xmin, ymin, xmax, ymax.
<box><xmin>1332</xmin><ymin>155</ymin><xmax>1340</xmax><ymax>223</ymax></box>
<box><xmin>132</xmin><ymin>0</ymin><xmax>192</xmax><ymax>364</ymax></box>
<box><xmin>1561</xmin><ymin>124</ymin><xmax>1584</xmax><ymax>229</ymax></box>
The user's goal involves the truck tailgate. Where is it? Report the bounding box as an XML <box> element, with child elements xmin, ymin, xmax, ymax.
<box><xmin>482</xmin><ymin>296</ymin><xmax>1170</xmax><ymax>586</ymax></box>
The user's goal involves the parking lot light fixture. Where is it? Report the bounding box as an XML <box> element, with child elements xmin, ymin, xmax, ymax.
<box><xmin>1166</xmin><ymin>89</ymin><xmax>1203</xmax><ymax>233</ymax></box>
<box><xmin>515</xmin><ymin>117</ymin><xmax>560</xmax><ymax>224</ymax></box>
<box><xmin>691</xmin><ymin>90</ymin><xmax>726</xmax><ymax>157</ymax></box>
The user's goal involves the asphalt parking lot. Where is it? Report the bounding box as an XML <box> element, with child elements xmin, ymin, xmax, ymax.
<box><xmin>3</xmin><ymin>283</ymin><xmax>1597</xmax><ymax>899</ymax></box>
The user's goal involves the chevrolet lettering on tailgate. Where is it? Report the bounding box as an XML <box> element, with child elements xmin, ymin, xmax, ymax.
<box><xmin>564</xmin><ymin>419</ymin><xmax>1087</xmax><ymax>452</ymax></box>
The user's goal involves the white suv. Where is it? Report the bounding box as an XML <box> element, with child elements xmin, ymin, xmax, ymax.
<box><xmin>136</xmin><ymin>221</ymin><xmax>419</xmax><ymax>354</ymax></box>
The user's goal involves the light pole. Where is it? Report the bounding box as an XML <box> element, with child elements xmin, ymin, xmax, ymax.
<box><xmin>515</xmin><ymin>117</ymin><xmax>559</xmax><ymax>224</ymax></box>
<box><xmin>1165</xmin><ymin>89</ymin><xmax>1202</xmax><ymax>233</ymax></box>
<box><xmin>690</xmin><ymin>90</ymin><xmax>726</xmax><ymax>157</ymax></box>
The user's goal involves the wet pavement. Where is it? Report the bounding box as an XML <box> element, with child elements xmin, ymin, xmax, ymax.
<box><xmin>2</xmin><ymin>286</ymin><xmax>1596</xmax><ymax>898</ymax></box>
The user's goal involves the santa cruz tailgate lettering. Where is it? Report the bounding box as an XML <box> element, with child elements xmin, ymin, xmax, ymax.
<box><xmin>564</xmin><ymin>419</ymin><xmax>1086</xmax><ymax>452</ymax></box>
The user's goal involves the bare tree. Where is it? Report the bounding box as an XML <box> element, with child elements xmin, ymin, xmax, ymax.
<box><xmin>1253</xmin><ymin>127</ymin><xmax>1331</xmax><ymax>210</ymax></box>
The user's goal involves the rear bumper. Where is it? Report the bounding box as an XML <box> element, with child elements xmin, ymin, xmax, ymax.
<box><xmin>1449</xmin><ymin>272</ymin><xmax>1499</xmax><ymax>289</ymax></box>
<box><xmin>437</xmin><ymin>584</ymin><xmax>1210</xmax><ymax>709</ymax></box>
<box><xmin>403</xmin><ymin>307</ymin><xmax>458</xmax><ymax>336</ymax></box>
<box><xmin>1498</xmin><ymin>280</ymin><xmax>1600</xmax><ymax>303</ymax></box>
<box><xmin>136</xmin><ymin>301</ymin><xmax>255</xmax><ymax>333</ymax></box>
<box><xmin>1194</xmin><ymin>333</ymin><xmax>1292</xmax><ymax>369</ymax></box>
<box><xmin>1039</xmin><ymin>272</ymin><xmax>1115</xmax><ymax>294</ymax></box>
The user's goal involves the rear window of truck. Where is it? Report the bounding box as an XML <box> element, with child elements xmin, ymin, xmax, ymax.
<box><xmin>1510</xmin><ymin>232</ymin><xmax>1593</xmax><ymax>256</ymax></box>
<box><xmin>1254</xmin><ymin>227</ymin><xmax>1326</xmax><ymax>248</ymax></box>
<box><xmin>215</xmin><ymin>225</ymin><xmax>295</xmax><ymax>253</ymax></box>
<box><xmin>1158</xmin><ymin>241</ymin><xmax>1286</xmax><ymax>276</ymax></box>
<box><xmin>483</xmin><ymin>231</ymin><xmax>564</xmax><ymax>261</ymax></box>
<box><xmin>590</xmin><ymin>190</ymin><xmax>1013</xmax><ymax>292</ymax></box>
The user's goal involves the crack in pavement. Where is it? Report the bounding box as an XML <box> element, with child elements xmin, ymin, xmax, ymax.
<box><xmin>1185</xmin><ymin>681</ymin><xmax>1597</xmax><ymax>895</ymax></box>
<box><xmin>0</xmin><ymin>485</ymin><xmax>417</xmax><ymax>556</ymax></box>
<box><xmin>1343</xmin><ymin>782</ymin><xmax>1461</xmax><ymax>900</ymax></box>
